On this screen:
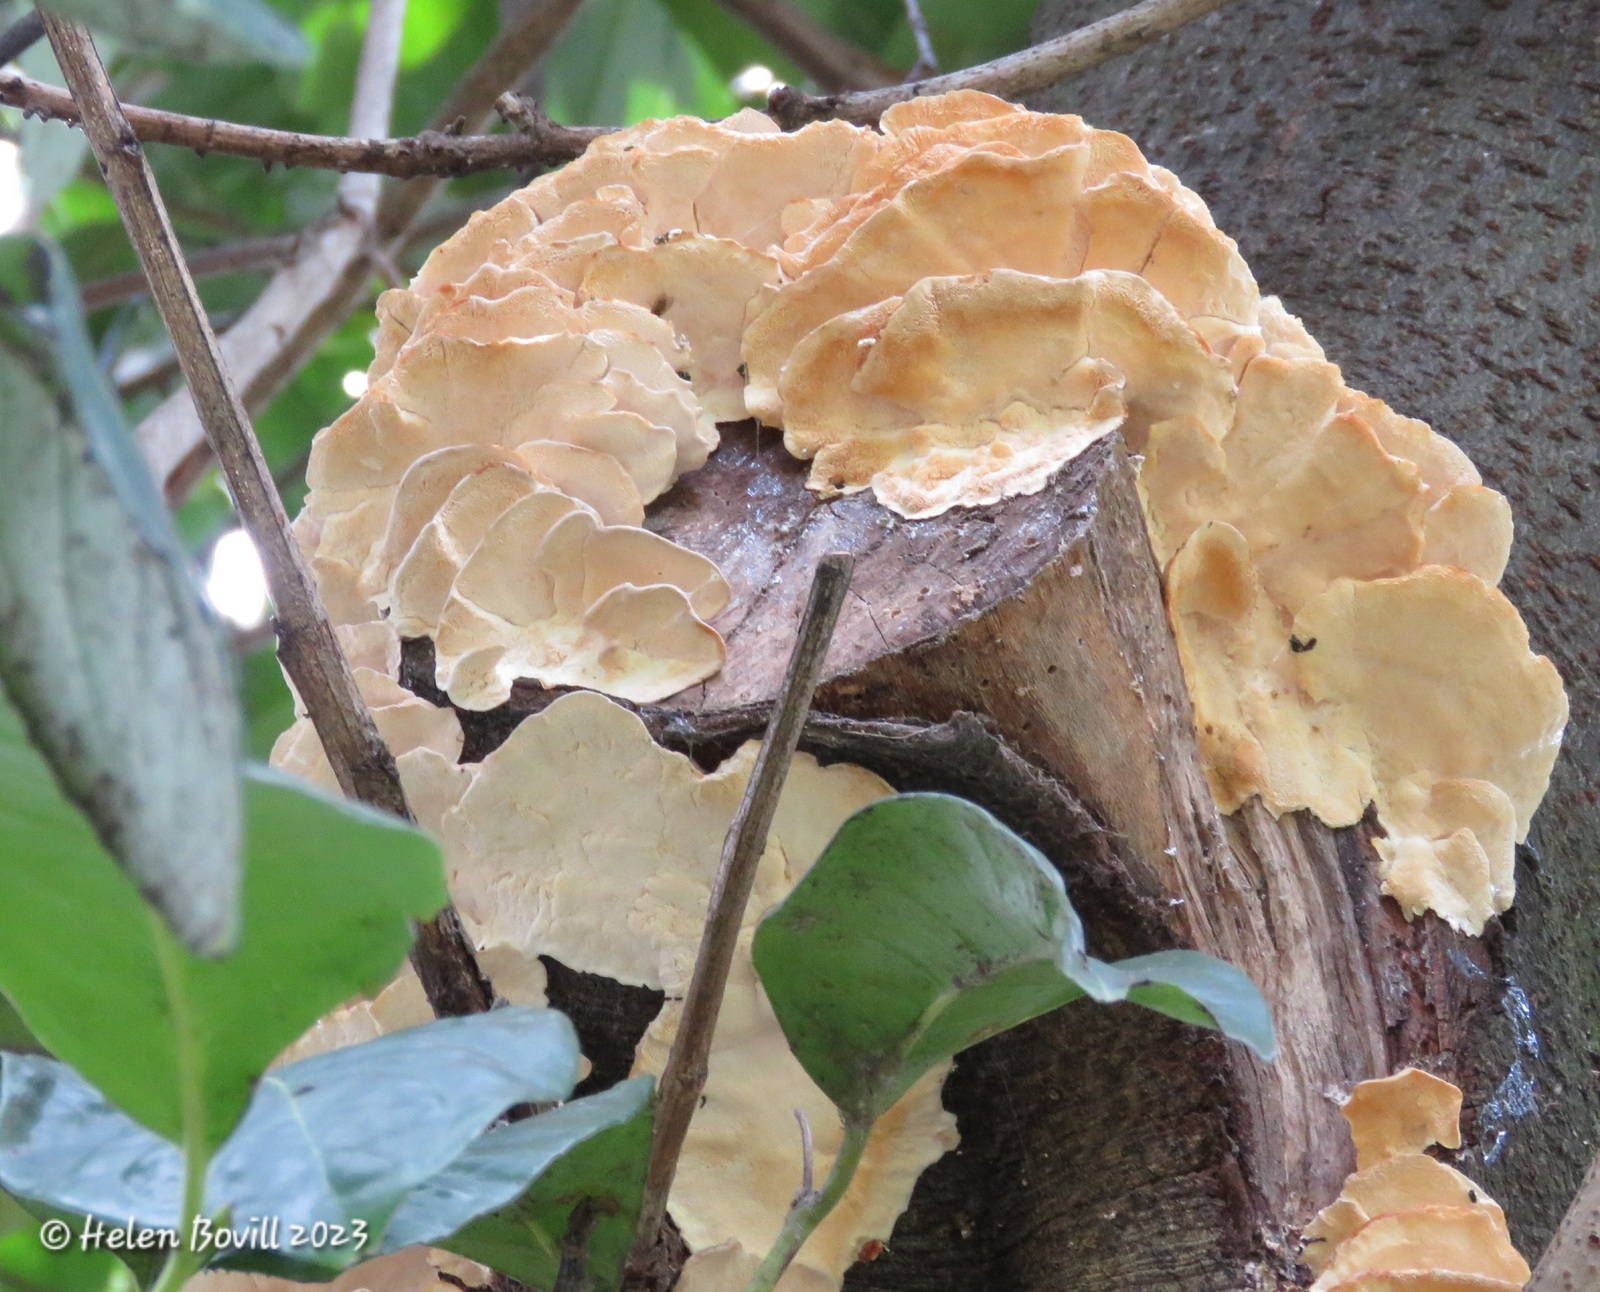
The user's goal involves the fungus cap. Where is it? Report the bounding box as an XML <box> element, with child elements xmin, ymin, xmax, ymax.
<box><xmin>1342</xmin><ymin>1069</ymin><xmax>1464</xmax><ymax>1170</ymax></box>
<box><xmin>1309</xmin><ymin>1207</ymin><xmax>1531</xmax><ymax>1291</ymax></box>
<box><xmin>434</xmin><ymin>693</ymin><xmax>957</xmax><ymax>1290</ymax></box>
<box><xmin>778</xmin><ymin>268</ymin><xmax>1231</xmax><ymax>517</ymax></box>
<box><xmin>1302</xmin><ymin>1155</ymin><xmax>1509</xmax><ymax>1277</ymax></box>
<box><xmin>433</xmin><ymin>503</ymin><xmax>730</xmax><ymax>709</ymax></box>
<box><xmin>635</xmin><ymin>947</ymin><xmax>957</xmax><ymax>1289</ymax></box>
<box><xmin>440</xmin><ymin>691</ymin><xmax>889</xmax><ymax>991</ymax></box>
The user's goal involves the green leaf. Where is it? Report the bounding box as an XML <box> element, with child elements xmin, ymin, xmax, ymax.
<box><xmin>546</xmin><ymin>0</ymin><xmax>728</xmax><ymax>126</ymax></box>
<box><xmin>40</xmin><ymin>0</ymin><xmax>310</xmax><ymax>67</ymax></box>
<box><xmin>417</xmin><ymin>1077</ymin><xmax>655</xmax><ymax>1291</ymax></box>
<box><xmin>752</xmin><ymin>794</ymin><xmax>1276</xmax><ymax>1124</ymax></box>
<box><xmin>0</xmin><ymin>1228</ymin><xmax>138</xmax><ymax>1292</ymax></box>
<box><xmin>0</xmin><ymin>1191</ymin><xmax>30</xmax><ymax>1239</ymax></box>
<box><xmin>0</xmin><ymin>998</ymin><xmax>39</xmax><ymax>1057</ymax></box>
<box><xmin>0</xmin><ymin>687</ymin><xmax>448</xmax><ymax>1156</ymax></box>
<box><xmin>0</xmin><ymin>239</ymin><xmax>242</xmax><ymax>955</ymax></box>
<box><xmin>1</xmin><ymin>1014</ymin><xmax>583</xmax><ymax>1278</ymax></box>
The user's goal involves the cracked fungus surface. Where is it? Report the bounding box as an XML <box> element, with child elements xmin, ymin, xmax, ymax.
<box><xmin>273</xmin><ymin>88</ymin><xmax>1571</xmax><ymax>1292</ymax></box>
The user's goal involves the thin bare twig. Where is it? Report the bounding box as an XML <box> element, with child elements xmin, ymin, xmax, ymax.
<box><xmin>626</xmin><ymin>553</ymin><xmax>856</xmax><ymax>1278</ymax></box>
<box><xmin>133</xmin><ymin>0</ymin><xmax>589</xmax><ymax>501</ymax></box>
<box><xmin>80</xmin><ymin>233</ymin><xmax>304</xmax><ymax>311</ymax></box>
<box><xmin>767</xmin><ymin>0</ymin><xmax>1236</xmax><ymax>128</ymax></box>
<box><xmin>1530</xmin><ymin>1148</ymin><xmax>1600</xmax><ymax>1292</ymax></box>
<box><xmin>901</xmin><ymin>0</ymin><xmax>938</xmax><ymax>81</ymax></box>
<box><xmin>712</xmin><ymin>0</ymin><xmax>899</xmax><ymax>92</ymax></box>
<box><xmin>41</xmin><ymin>16</ymin><xmax>495</xmax><ymax>1019</ymax></box>
<box><xmin>0</xmin><ymin>69</ymin><xmax>604</xmax><ymax>181</ymax></box>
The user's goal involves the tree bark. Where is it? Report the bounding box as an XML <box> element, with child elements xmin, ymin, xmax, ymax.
<box><xmin>1030</xmin><ymin>0</ymin><xmax>1600</xmax><ymax>1266</ymax></box>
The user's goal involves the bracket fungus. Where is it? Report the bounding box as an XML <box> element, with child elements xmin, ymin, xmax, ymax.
<box><xmin>1302</xmin><ymin>1070</ymin><xmax>1529</xmax><ymax>1291</ymax></box>
<box><xmin>437</xmin><ymin>692</ymin><xmax>956</xmax><ymax>1288</ymax></box>
<box><xmin>274</xmin><ymin>84</ymin><xmax>1572</xmax><ymax>1292</ymax></box>
<box><xmin>296</xmin><ymin>92</ymin><xmax>1565</xmax><ymax>931</ymax></box>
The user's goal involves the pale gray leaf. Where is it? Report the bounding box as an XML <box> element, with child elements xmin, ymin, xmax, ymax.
<box><xmin>0</xmin><ymin>1053</ymin><xmax>181</xmax><ymax>1229</ymax></box>
<box><xmin>0</xmin><ymin>314</ymin><xmax>242</xmax><ymax>955</ymax></box>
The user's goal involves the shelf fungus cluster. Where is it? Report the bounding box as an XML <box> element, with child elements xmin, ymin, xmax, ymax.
<box><xmin>276</xmin><ymin>90</ymin><xmax>1572</xmax><ymax>1287</ymax></box>
<box><xmin>1302</xmin><ymin>1069</ymin><xmax>1531</xmax><ymax>1290</ymax></box>
<box><xmin>278</xmin><ymin>691</ymin><xmax>957</xmax><ymax>1292</ymax></box>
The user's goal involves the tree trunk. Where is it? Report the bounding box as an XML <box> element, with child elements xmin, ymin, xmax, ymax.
<box><xmin>412</xmin><ymin>425</ymin><xmax>1494</xmax><ymax>1291</ymax></box>
<box><xmin>1024</xmin><ymin>0</ymin><xmax>1600</xmax><ymax>1269</ymax></box>
<box><xmin>407</xmin><ymin>4</ymin><xmax>1596</xmax><ymax>1285</ymax></box>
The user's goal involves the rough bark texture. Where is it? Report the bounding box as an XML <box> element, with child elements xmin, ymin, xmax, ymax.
<box><xmin>1031</xmin><ymin>0</ymin><xmax>1600</xmax><ymax>1262</ymax></box>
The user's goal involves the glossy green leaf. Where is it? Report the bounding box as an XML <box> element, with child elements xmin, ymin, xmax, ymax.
<box><xmin>0</xmin><ymin>688</ymin><xmax>448</xmax><ymax>1156</ymax></box>
<box><xmin>1</xmin><ymin>1014</ymin><xmax>583</xmax><ymax>1277</ymax></box>
<box><xmin>0</xmin><ymin>239</ymin><xmax>241</xmax><ymax>955</ymax></box>
<box><xmin>0</xmin><ymin>1190</ymin><xmax>30</xmax><ymax>1239</ymax></box>
<box><xmin>41</xmin><ymin>0</ymin><xmax>310</xmax><ymax>67</ymax></box>
<box><xmin>0</xmin><ymin>1055</ymin><xmax>181</xmax><ymax>1230</ymax></box>
<box><xmin>0</xmin><ymin>998</ymin><xmax>39</xmax><ymax>1057</ymax></box>
<box><xmin>753</xmin><ymin>794</ymin><xmax>1276</xmax><ymax>1123</ymax></box>
<box><xmin>421</xmin><ymin>1078</ymin><xmax>655</xmax><ymax>1291</ymax></box>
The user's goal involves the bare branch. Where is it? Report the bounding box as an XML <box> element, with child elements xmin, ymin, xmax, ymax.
<box><xmin>374</xmin><ymin>0</ymin><xmax>588</xmax><ymax>239</ymax></box>
<box><xmin>767</xmin><ymin>0</ymin><xmax>1236</xmax><ymax>128</ymax></box>
<box><xmin>339</xmin><ymin>0</ymin><xmax>409</xmax><ymax>219</ymax></box>
<box><xmin>0</xmin><ymin>10</ymin><xmax>44</xmax><ymax>67</ymax></box>
<box><xmin>1530</xmin><ymin>1148</ymin><xmax>1600</xmax><ymax>1292</ymax></box>
<box><xmin>131</xmin><ymin>0</ymin><xmax>590</xmax><ymax>502</ymax></box>
<box><xmin>137</xmin><ymin>215</ymin><xmax>373</xmax><ymax>500</ymax></box>
<box><xmin>80</xmin><ymin>233</ymin><xmax>304</xmax><ymax>311</ymax></box>
<box><xmin>41</xmin><ymin>16</ymin><xmax>494</xmax><ymax>1019</ymax></box>
<box><xmin>901</xmin><ymin>0</ymin><xmax>938</xmax><ymax>81</ymax></box>
<box><xmin>626</xmin><ymin>553</ymin><xmax>855</xmax><ymax>1278</ymax></box>
<box><xmin>712</xmin><ymin>0</ymin><xmax>899</xmax><ymax>92</ymax></box>
<box><xmin>0</xmin><ymin>69</ymin><xmax>604</xmax><ymax>181</ymax></box>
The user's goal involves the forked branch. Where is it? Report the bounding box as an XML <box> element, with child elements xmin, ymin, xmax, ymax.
<box><xmin>41</xmin><ymin>16</ymin><xmax>494</xmax><ymax>1019</ymax></box>
<box><xmin>626</xmin><ymin>553</ymin><xmax>856</xmax><ymax>1280</ymax></box>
